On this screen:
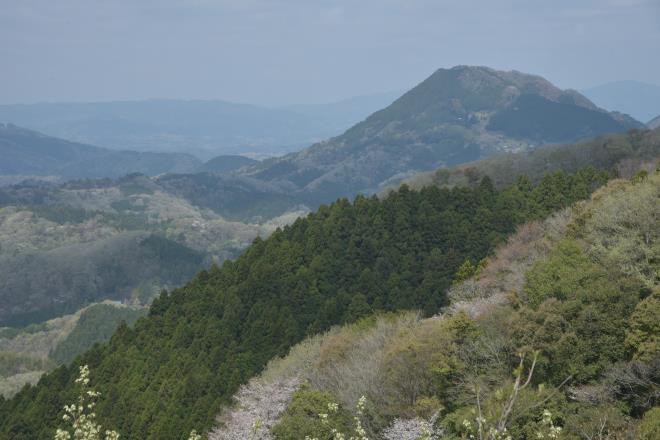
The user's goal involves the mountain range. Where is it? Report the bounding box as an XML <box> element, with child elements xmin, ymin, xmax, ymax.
<box><xmin>0</xmin><ymin>123</ymin><xmax>201</xmax><ymax>179</ymax></box>
<box><xmin>0</xmin><ymin>92</ymin><xmax>401</xmax><ymax>160</ymax></box>
<box><xmin>0</xmin><ymin>67</ymin><xmax>645</xmax><ymax>211</ymax></box>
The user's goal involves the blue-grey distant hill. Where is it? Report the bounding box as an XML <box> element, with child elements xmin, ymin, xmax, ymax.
<box><xmin>0</xmin><ymin>123</ymin><xmax>200</xmax><ymax>179</ymax></box>
<box><xmin>199</xmin><ymin>155</ymin><xmax>259</xmax><ymax>174</ymax></box>
<box><xmin>0</xmin><ymin>92</ymin><xmax>401</xmax><ymax>160</ymax></box>
<box><xmin>583</xmin><ymin>80</ymin><xmax>660</xmax><ymax>123</ymax></box>
<box><xmin>647</xmin><ymin>115</ymin><xmax>660</xmax><ymax>130</ymax></box>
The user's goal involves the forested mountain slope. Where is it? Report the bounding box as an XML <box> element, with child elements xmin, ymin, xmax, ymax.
<box><xmin>2</xmin><ymin>128</ymin><xmax>656</xmax><ymax>323</ymax></box>
<box><xmin>0</xmin><ymin>166</ymin><xmax>615</xmax><ymax>439</ymax></box>
<box><xmin>0</xmin><ymin>303</ymin><xmax>145</xmax><ymax>398</ymax></box>
<box><xmin>212</xmin><ymin>167</ymin><xmax>659</xmax><ymax>439</ymax></box>
<box><xmin>404</xmin><ymin>127</ymin><xmax>660</xmax><ymax>191</ymax></box>
<box><xmin>199</xmin><ymin>155</ymin><xmax>259</xmax><ymax>175</ymax></box>
<box><xmin>0</xmin><ymin>173</ymin><xmax>291</xmax><ymax>327</ymax></box>
<box><xmin>243</xmin><ymin>66</ymin><xmax>642</xmax><ymax>205</ymax></box>
<box><xmin>0</xmin><ymin>124</ymin><xmax>200</xmax><ymax>180</ymax></box>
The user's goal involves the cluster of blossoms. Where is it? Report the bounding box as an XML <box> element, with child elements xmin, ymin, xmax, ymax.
<box><xmin>54</xmin><ymin>365</ymin><xmax>120</xmax><ymax>440</ymax></box>
<box><xmin>53</xmin><ymin>365</ymin><xmax>210</xmax><ymax>440</ymax></box>
<box><xmin>537</xmin><ymin>410</ymin><xmax>562</xmax><ymax>439</ymax></box>
<box><xmin>461</xmin><ymin>418</ymin><xmax>513</xmax><ymax>440</ymax></box>
<box><xmin>306</xmin><ymin>396</ymin><xmax>438</xmax><ymax>440</ymax></box>
<box><xmin>305</xmin><ymin>396</ymin><xmax>369</xmax><ymax>440</ymax></box>
<box><xmin>187</xmin><ymin>430</ymin><xmax>203</xmax><ymax>440</ymax></box>
<box><xmin>461</xmin><ymin>409</ymin><xmax>562</xmax><ymax>440</ymax></box>
<box><xmin>209</xmin><ymin>376</ymin><xmax>300</xmax><ymax>440</ymax></box>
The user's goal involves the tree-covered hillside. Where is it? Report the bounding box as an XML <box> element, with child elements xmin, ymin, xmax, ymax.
<box><xmin>0</xmin><ymin>167</ymin><xmax>613</xmax><ymax>439</ymax></box>
<box><xmin>0</xmin><ymin>303</ymin><xmax>145</xmax><ymax>399</ymax></box>
<box><xmin>0</xmin><ymin>173</ymin><xmax>285</xmax><ymax>327</ymax></box>
<box><xmin>404</xmin><ymin>127</ymin><xmax>660</xmax><ymax>191</ymax></box>
<box><xmin>212</xmin><ymin>167</ymin><xmax>659</xmax><ymax>439</ymax></box>
<box><xmin>48</xmin><ymin>304</ymin><xmax>146</xmax><ymax>366</ymax></box>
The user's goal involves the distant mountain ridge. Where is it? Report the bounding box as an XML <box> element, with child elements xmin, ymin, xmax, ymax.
<box><xmin>0</xmin><ymin>92</ymin><xmax>400</xmax><ymax>159</ymax></box>
<box><xmin>0</xmin><ymin>123</ymin><xmax>201</xmax><ymax>179</ymax></box>
<box><xmin>583</xmin><ymin>80</ymin><xmax>660</xmax><ymax>123</ymax></box>
<box><xmin>648</xmin><ymin>115</ymin><xmax>660</xmax><ymax>129</ymax></box>
<box><xmin>199</xmin><ymin>155</ymin><xmax>259</xmax><ymax>174</ymax></box>
<box><xmin>242</xmin><ymin>66</ymin><xmax>643</xmax><ymax>204</ymax></box>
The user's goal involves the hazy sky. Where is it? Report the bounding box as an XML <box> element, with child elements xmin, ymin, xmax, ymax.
<box><xmin>1</xmin><ymin>0</ymin><xmax>658</xmax><ymax>105</ymax></box>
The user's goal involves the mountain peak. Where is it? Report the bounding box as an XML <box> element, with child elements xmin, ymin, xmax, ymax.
<box><xmin>425</xmin><ymin>66</ymin><xmax>597</xmax><ymax>110</ymax></box>
<box><xmin>244</xmin><ymin>66</ymin><xmax>642</xmax><ymax>204</ymax></box>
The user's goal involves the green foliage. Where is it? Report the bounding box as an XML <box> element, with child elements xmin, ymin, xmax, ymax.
<box><xmin>50</xmin><ymin>305</ymin><xmax>145</xmax><ymax>365</ymax></box>
<box><xmin>452</xmin><ymin>260</ymin><xmax>476</xmax><ymax>285</ymax></box>
<box><xmin>0</xmin><ymin>352</ymin><xmax>52</xmax><ymax>378</ymax></box>
<box><xmin>563</xmin><ymin>403</ymin><xmax>634</xmax><ymax>440</ymax></box>
<box><xmin>411</xmin><ymin>128</ymin><xmax>659</xmax><ymax>191</ymax></box>
<box><xmin>515</xmin><ymin>240</ymin><xmax>644</xmax><ymax>384</ymax></box>
<box><xmin>0</xmin><ymin>322</ymin><xmax>49</xmax><ymax>340</ymax></box>
<box><xmin>383</xmin><ymin>313</ymin><xmax>477</xmax><ymax>415</ymax></box>
<box><xmin>625</xmin><ymin>290</ymin><xmax>660</xmax><ymax>361</ymax></box>
<box><xmin>523</xmin><ymin>240</ymin><xmax>597</xmax><ymax>307</ymax></box>
<box><xmin>577</xmin><ymin>170</ymin><xmax>660</xmax><ymax>289</ymax></box>
<box><xmin>638</xmin><ymin>407</ymin><xmax>660</xmax><ymax>440</ymax></box>
<box><xmin>487</xmin><ymin>93</ymin><xmax>630</xmax><ymax>143</ymax></box>
<box><xmin>26</xmin><ymin>206</ymin><xmax>98</xmax><ymax>225</ymax></box>
<box><xmin>0</xmin><ymin>170</ymin><xmax>609</xmax><ymax>439</ymax></box>
<box><xmin>271</xmin><ymin>387</ymin><xmax>353</xmax><ymax>439</ymax></box>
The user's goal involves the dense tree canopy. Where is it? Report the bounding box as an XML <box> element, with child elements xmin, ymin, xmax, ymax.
<box><xmin>254</xmin><ymin>170</ymin><xmax>659</xmax><ymax>440</ymax></box>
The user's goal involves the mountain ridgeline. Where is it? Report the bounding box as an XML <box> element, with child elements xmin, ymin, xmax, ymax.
<box><xmin>0</xmin><ymin>123</ymin><xmax>201</xmax><ymax>180</ymax></box>
<box><xmin>0</xmin><ymin>166</ymin><xmax>614</xmax><ymax>439</ymax></box>
<box><xmin>0</xmin><ymin>124</ymin><xmax>270</xmax><ymax>183</ymax></box>
<box><xmin>242</xmin><ymin>66</ymin><xmax>642</xmax><ymax>205</ymax></box>
<box><xmin>648</xmin><ymin>115</ymin><xmax>660</xmax><ymax>130</ymax></box>
<box><xmin>0</xmin><ymin>93</ymin><xmax>400</xmax><ymax>159</ymax></box>
<box><xmin>403</xmin><ymin>127</ymin><xmax>660</xmax><ymax>191</ymax></box>
<box><xmin>582</xmin><ymin>80</ymin><xmax>660</xmax><ymax>123</ymax></box>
